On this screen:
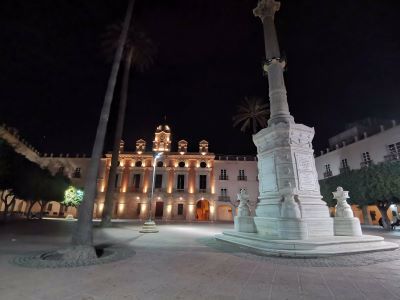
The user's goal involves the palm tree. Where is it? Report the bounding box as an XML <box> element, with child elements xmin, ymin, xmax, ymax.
<box><xmin>65</xmin><ymin>0</ymin><xmax>136</xmax><ymax>261</ymax></box>
<box><xmin>101</xmin><ymin>24</ymin><xmax>156</xmax><ymax>227</ymax></box>
<box><xmin>233</xmin><ymin>96</ymin><xmax>270</xmax><ymax>134</ymax></box>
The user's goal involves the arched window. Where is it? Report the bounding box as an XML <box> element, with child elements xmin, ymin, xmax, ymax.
<box><xmin>178</xmin><ymin>161</ymin><xmax>185</xmax><ymax>168</ymax></box>
<box><xmin>200</xmin><ymin>161</ymin><xmax>207</xmax><ymax>168</ymax></box>
<box><xmin>135</xmin><ymin>161</ymin><xmax>142</xmax><ymax>167</ymax></box>
<box><xmin>157</xmin><ymin>161</ymin><xmax>164</xmax><ymax>168</ymax></box>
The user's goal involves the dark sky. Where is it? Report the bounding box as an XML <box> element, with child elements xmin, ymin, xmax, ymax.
<box><xmin>1</xmin><ymin>0</ymin><xmax>399</xmax><ymax>156</ymax></box>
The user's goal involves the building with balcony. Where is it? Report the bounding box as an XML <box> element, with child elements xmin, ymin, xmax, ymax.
<box><xmin>315</xmin><ymin>118</ymin><xmax>400</xmax><ymax>224</ymax></box>
<box><xmin>0</xmin><ymin>123</ymin><xmax>260</xmax><ymax>222</ymax></box>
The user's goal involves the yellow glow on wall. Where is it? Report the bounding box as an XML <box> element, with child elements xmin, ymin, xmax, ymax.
<box><xmin>188</xmin><ymin>204</ymin><xmax>194</xmax><ymax>213</ymax></box>
<box><xmin>210</xmin><ymin>205</ymin><xmax>215</xmax><ymax>214</ymax></box>
<box><xmin>189</xmin><ymin>187</ymin><xmax>194</xmax><ymax>194</ymax></box>
<box><xmin>118</xmin><ymin>203</ymin><xmax>125</xmax><ymax>213</ymax></box>
<box><xmin>99</xmin><ymin>203</ymin><xmax>104</xmax><ymax>213</ymax></box>
<box><xmin>101</xmin><ymin>185</ymin><xmax>105</xmax><ymax>193</ymax></box>
<box><xmin>167</xmin><ymin>204</ymin><xmax>172</xmax><ymax>213</ymax></box>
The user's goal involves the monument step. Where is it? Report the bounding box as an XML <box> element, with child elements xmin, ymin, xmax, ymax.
<box><xmin>216</xmin><ymin>231</ymin><xmax>398</xmax><ymax>257</ymax></box>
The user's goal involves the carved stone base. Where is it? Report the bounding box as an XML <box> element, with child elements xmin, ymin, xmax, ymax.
<box><xmin>234</xmin><ymin>216</ymin><xmax>257</xmax><ymax>233</ymax></box>
<box><xmin>334</xmin><ymin>217</ymin><xmax>362</xmax><ymax>236</ymax></box>
<box><xmin>254</xmin><ymin>216</ymin><xmax>334</xmax><ymax>240</ymax></box>
<box><xmin>139</xmin><ymin>220</ymin><xmax>159</xmax><ymax>233</ymax></box>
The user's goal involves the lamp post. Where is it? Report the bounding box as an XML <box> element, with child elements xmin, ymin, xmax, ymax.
<box><xmin>140</xmin><ymin>152</ymin><xmax>163</xmax><ymax>233</ymax></box>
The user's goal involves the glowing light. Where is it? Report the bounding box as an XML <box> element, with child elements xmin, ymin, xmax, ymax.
<box><xmin>118</xmin><ymin>203</ymin><xmax>125</xmax><ymax>213</ymax></box>
<box><xmin>180</xmin><ymin>152</ymin><xmax>185</xmax><ymax>155</ymax></box>
<box><xmin>101</xmin><ymin>185</ymin><xmax>105</xmax><ymax>192</ymax></box>
<box><xmin>136</xmin><ymin>196</ymin><xmax>140</xmax><ymax>200</ymax></box>
<box><xmin>188</xmin><ymin>204</ymin><xmax>194</xmax><ymax>213</ymax></box>
<box><xmin>99</xmin><ymin>203</ymin><xmax>104</xmax><ymax>212</ymax></box>
<box><xmin>167</xmin><ymin>204</ymin><xmax>172</xmax><ymax>213</ymax></box>
<box><xmin>210</xmin><ymin>205</ymin><xmax>215</xmax><ymax>214</ymax></box>
<box><xmin>63</xmin><ymin>186</ymin><xmax>84</xmax><ymax>207</ymax></box>
<box><xmin>157</xmin><ymin>196</ymin><xmax>161</xmax><ymax>200</ymax></box>
<box><xmin>201</xmin><ymin>152</ymin><xmax>206</xmax><ymax>156</ymax></box>
<box><xmin>179</xmin><ymin>197</ymin><xmax>183</xmax><ymax>200</ymax></box>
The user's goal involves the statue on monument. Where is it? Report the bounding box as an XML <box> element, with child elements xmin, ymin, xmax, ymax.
<box><xmin>333</xmin><ymin>187</ymin><xmax>354</xmax><ymax>218</ymax></box>
<box><xmin>237</xmin><ymin>189</ymin><xmax>251</xmax><ymax>217</ymax></box>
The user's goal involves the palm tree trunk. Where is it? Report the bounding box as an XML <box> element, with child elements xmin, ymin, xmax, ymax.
<box><xmin>101</xmin><ymin>48</ymin><xmax>134</xmax><ymax>227</ymax></box>
<box><xmin>252</xmin><ymin>118</ymin><xmax>257</xmax><ymax>134</ymax></box>
<box><xmin>68</xmin><ymin>0</ymin><xmax>135</xmax><ymax>260</ymax></box>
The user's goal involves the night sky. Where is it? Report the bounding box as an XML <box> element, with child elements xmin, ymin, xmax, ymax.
<box><xmin>1</xmin><ymin>0</ymin><xmax>399</xmax><ymax>156</ymax></box>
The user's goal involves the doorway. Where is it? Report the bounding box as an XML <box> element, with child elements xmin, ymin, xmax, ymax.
<box><xmin>196</xmin><ymin>200</ymin><xmax>210</xmax><ymax>221</ymax></box>
<box><xmin>155</xmin><ymin>202</ymin><xmax>164</xmax><ymax>218</ymax></box>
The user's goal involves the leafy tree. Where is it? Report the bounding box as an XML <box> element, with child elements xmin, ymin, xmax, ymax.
<box><xmin>233</xmin><ymin>96</ymin><xmax>269</xmax><ymax>134</ymax></box>
<box><xmin>319</xmin><ymin>161</ymin><xmax>400</xmax><ymax>230</ymax></box>
<box><xmin>101</xmin><ymin>23</ymin><xmax>156</xmax><ymax>227</ymax></box>
<box><xmin>62</xmin><ymin>186</ymin><xmax>84</xmax><ymax>208</ymax></box>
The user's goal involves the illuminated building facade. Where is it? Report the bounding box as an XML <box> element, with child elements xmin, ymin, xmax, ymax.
<box><xmin>0</xmin><ymin>123</ymin><xmax>259</xmax><ymax>221</ymax></box>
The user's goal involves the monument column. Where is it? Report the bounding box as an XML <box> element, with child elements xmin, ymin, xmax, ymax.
<box><xmin>253</xmin><ymin>0</ymin><xmax>294</xmax><ymax>125</ymax></box>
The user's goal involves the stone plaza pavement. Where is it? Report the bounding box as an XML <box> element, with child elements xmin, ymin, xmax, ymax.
<box><xmin>1</xmin><ymin>220</ymin><xmax>400</xmax><ymax>300</ymax></box>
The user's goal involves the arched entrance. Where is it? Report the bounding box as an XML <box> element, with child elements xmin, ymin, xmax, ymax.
<box><xmin>196</xmin><ymin>200</ymin><xmax>210</xmax><ymax>221</ymax></box>
<box><xmin>217</xmin><ymin>205</ymin><xmax>233</xmax><ymax>221</ymax></box>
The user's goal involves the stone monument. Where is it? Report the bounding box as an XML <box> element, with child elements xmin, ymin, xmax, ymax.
<box><xmin>215</xmin><ymin>0</ymin><xmax>398</xmax><ymax>256</ymax></box>
<box><xmin>333</xmin><ymin>187</ymin><xmax>362</xmax><ymax>236</ymax></box>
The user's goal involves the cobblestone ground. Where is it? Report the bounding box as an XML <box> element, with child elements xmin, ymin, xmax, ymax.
<box><xmin>1</xmin><ymin>219</ymin><xmax>400</xmax><ymax>300</ymax></box>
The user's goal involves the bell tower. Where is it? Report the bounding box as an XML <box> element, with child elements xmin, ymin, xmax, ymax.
<box><xmin>153</xmin><ymin>124</ymin><xmax>171</xmax><ymax>152</ymax></box>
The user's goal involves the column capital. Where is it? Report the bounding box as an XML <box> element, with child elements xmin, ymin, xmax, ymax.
<box><xmin>253</xmin><ymin>0</ymin><xmax>281</xmax><ymax>20</ymax></box>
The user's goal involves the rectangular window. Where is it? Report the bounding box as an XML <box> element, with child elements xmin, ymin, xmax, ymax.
<box><xmin>199</xmin><ymin>175</ymin><xmax>207</xmax><ymax>190</ymax></box>
<box><xmin>220</xmin><ymin>188</ymin><xmax>227</xmax><ymax>196</ymax></box>
<box><xmin>177</xmin><ymin>204</ymin><xmax>184</xmax><ymax>215</ymax></box>
<box><xmin>362</xmin><ymin>152</ymin><xmax>371</xmax><ymax>162</ymax></box>
<box><xmin>47</xmin><ymin>203</ymin><xmax>53</xmax><ymax>211</ymax></box>
<box><xmin>73</xmin><ymin>167</ymin><xmax>81</xmax><ymax>178</ymax></box>
<box><xmin>388</xmin><ymin>142</ymin><xmax>400</xmax><ymax>154</ymax></box>
<box><xmin>133</xmin><ymin>174</ymin><xmax>141</xmax><ymax>189</ymax></box>
<box><xmin>324</xmin><ymin>164</ymin><xmax>332</xmax><ymax>178</ymax></box>
<box><xmin>341</xmin><ymin>159</ymin><xmax>348</xmax><ymax>168</ymax></box>
<box><xmin>219</xmin><ymin>169</ymin><xmax>228</xmax><ymax>180</ymax></box>
<box><xmin>177</xmin><ymin>174</ymin><xmax>185</xmax><ymax>190</ymax></box>
<box><xmin>238</xmin><ymin>169</ymin><xmax>246</xmax><ymax>180</ymax></box>
<box><xmin>155</xmin><ymin>174</ymin><xmax>163</xmax><ymax>189</ymax></box>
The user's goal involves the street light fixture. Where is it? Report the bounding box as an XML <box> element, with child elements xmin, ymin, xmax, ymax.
<box><xmin>140</xmin><ymin>151</ymin><xmax>163</xmax><ymax>233</ymax></box>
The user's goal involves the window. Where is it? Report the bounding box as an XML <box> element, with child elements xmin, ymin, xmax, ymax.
<box><xmin>199</xmin><ymin>175</ymin><xmax>207</xmax><ymax>190</ymax></box>
<box><xmin>47</xmin><ymin>203</ymin><xmax>53</xmax><ymax>211</ymax></box>
<box><xmin>238</xmin><ymin>169</ymin><xmax>246</xmax><ymax>181</ymax></box>
<box><xmin>157</xmin><ymin>161</ymin><xmax>164</xmax><ymax>168</ymax></box>
<box><xmin>58</xmin><ymin>166</ymin><xmax>64</xmax><ymax>174</ymax></box>
<box><xmin>361</xmin><ymin>152</ymin><xmax>372</xmax><ymax>167</ymax></box>
<box><xmin>135</xmin><ymin>161</ymin><xmax>142</xmax><ymax>167</ymax></box>
<box><xmin>341</xmin><ymin>159</ymin><xmax>348</xmax><ymax>168</ymax></box>
<box><xmin>133</xmin><ymin>174</ymin><xmax>141</xmax><ymax>189</ymax></box>
<box><xmin>155</xmin><ymin>174</ymin><xmax>163</xmax><ymax>189</ymax></box>
<box><xmin>323</xmin><ymin>164</ymin><xmax>332</xmax><ymax>178</ymax></box>
<box><xmin>73</xmin><ymin>167</ymin><xmax>81</xmax><ymax>178</ymax></box>
<box><xmin>177</xmin><ymin>175</ymin><xmax>185</xmax><ymax>190</ymax></box>
<box><xmin>177</xmin><ymin>204</ymin><xmax>184</xmax><ymax>215</ymax></box>
<box><xmin>388</xmin><ymin>142</ymin><xmax>400</xmax><ymax>154</ymax></box>
<box><xmin>220</xmin><ymin>188</ymin><xmax>227</xmax><ymax>196</ymax></box>
<box><xmin>362</xmin><ymin>152</ymin><xmax>371</xmax><ymax>162</ymax></box>
<box><xmin>200</xmin><ymin>161</ymin><xmax>207</xmax><ymax>168</ymax></box>
<box><xmin>220</xmin><ymin>169</ymin><xmax>228</xmax><ymax>180</ymax></box>
<box><xmin>340</xmin><ymin>159</ymin><xmax>350</xmax><ymax>174</ymax></box>
<box><xmin>178</xmin><ymin>161</ymin><xmax>185</xmax><ymax>168</ymax></box>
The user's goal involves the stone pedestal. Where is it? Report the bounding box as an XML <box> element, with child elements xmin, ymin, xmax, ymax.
<box><xmin>334</xmin><ymin>217</ymin><xmax>362</xmax><ymax>236</ymax></box>
<box><xmin>253</xmin><ymin>122</ymin><xmax>334</xmax><ymax>239</ymax></box>
<box><xmin>234</xmin><ymin>216</ymin><xmax>256</xmax><ymax>233</ymax></box>
<box><xmin>139</xmin><ymin>220</ymin><xmax>158</xmax><ymax>233</ymax></box>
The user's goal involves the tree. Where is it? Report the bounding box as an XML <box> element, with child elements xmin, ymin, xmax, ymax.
<box><xmin>67</xmin><ymin>0</ymin><xmax>135</xmax><ymax>260</ymax></box>
<box><xmin>101</xmin><ymin>24</ymin><xmax>156</xmax><ymax>227</ymax></box>
<box><xmin>319</xmin><ymin>161</ymin><xmax>400</xmax><ymax>230</ymax></box>
<box><xmin>233</xmin><ymin>96</ymin><xmax>269</xmax><ymax>134</ymax></box>
<box><xmin>63</xmin><ymin>186</ymin><xmax>84</xmax><ymax>208</ymax></box>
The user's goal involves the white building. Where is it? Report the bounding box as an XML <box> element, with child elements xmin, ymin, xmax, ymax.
<box><xmin>315</xmin><ymin>118</ymin><xmax>400</xmax><ymax>224</ymax></box>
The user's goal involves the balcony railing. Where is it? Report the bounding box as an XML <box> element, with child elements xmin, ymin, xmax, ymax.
<box><xmin>323</xmin><ymin>170</ymin><xmax>333</xmax><ymax>178</ymax></box>
<box><xmin>218</xmin><ymin>196</ymin><xmax>231</xmax><ymax>202</ymax></box>
<box><xmin>384</xmin><ymin>153</ymin><xmax>400</xmax><ymax>162</ymax></box>
<box><xmin>198</xmin><ymin>189</ymin><xmax>207</xmax><ymax>193</ymax></box>
<box><xmin>339</xmin><ymin>167</ymin><xmax>350</xmax><ymax>174</ymax></box>
<box><xmin>175</xmin><ymin>188</ymin><xmax>185</xmax><ymax>193</ymax></box>
<box><xmin>219</xmin><ymin>175</ymin><xmax>228</xmax><ymax>180</ymax></box>
<box><xmin>360</xmin><ymin>160</ymin><xmax>373</xmax><ymax>168</ymax></box>
<box><xmin>237</xmin><ymin>175</ymin><xmax>247</xmax><ymax>181</ymax></box>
